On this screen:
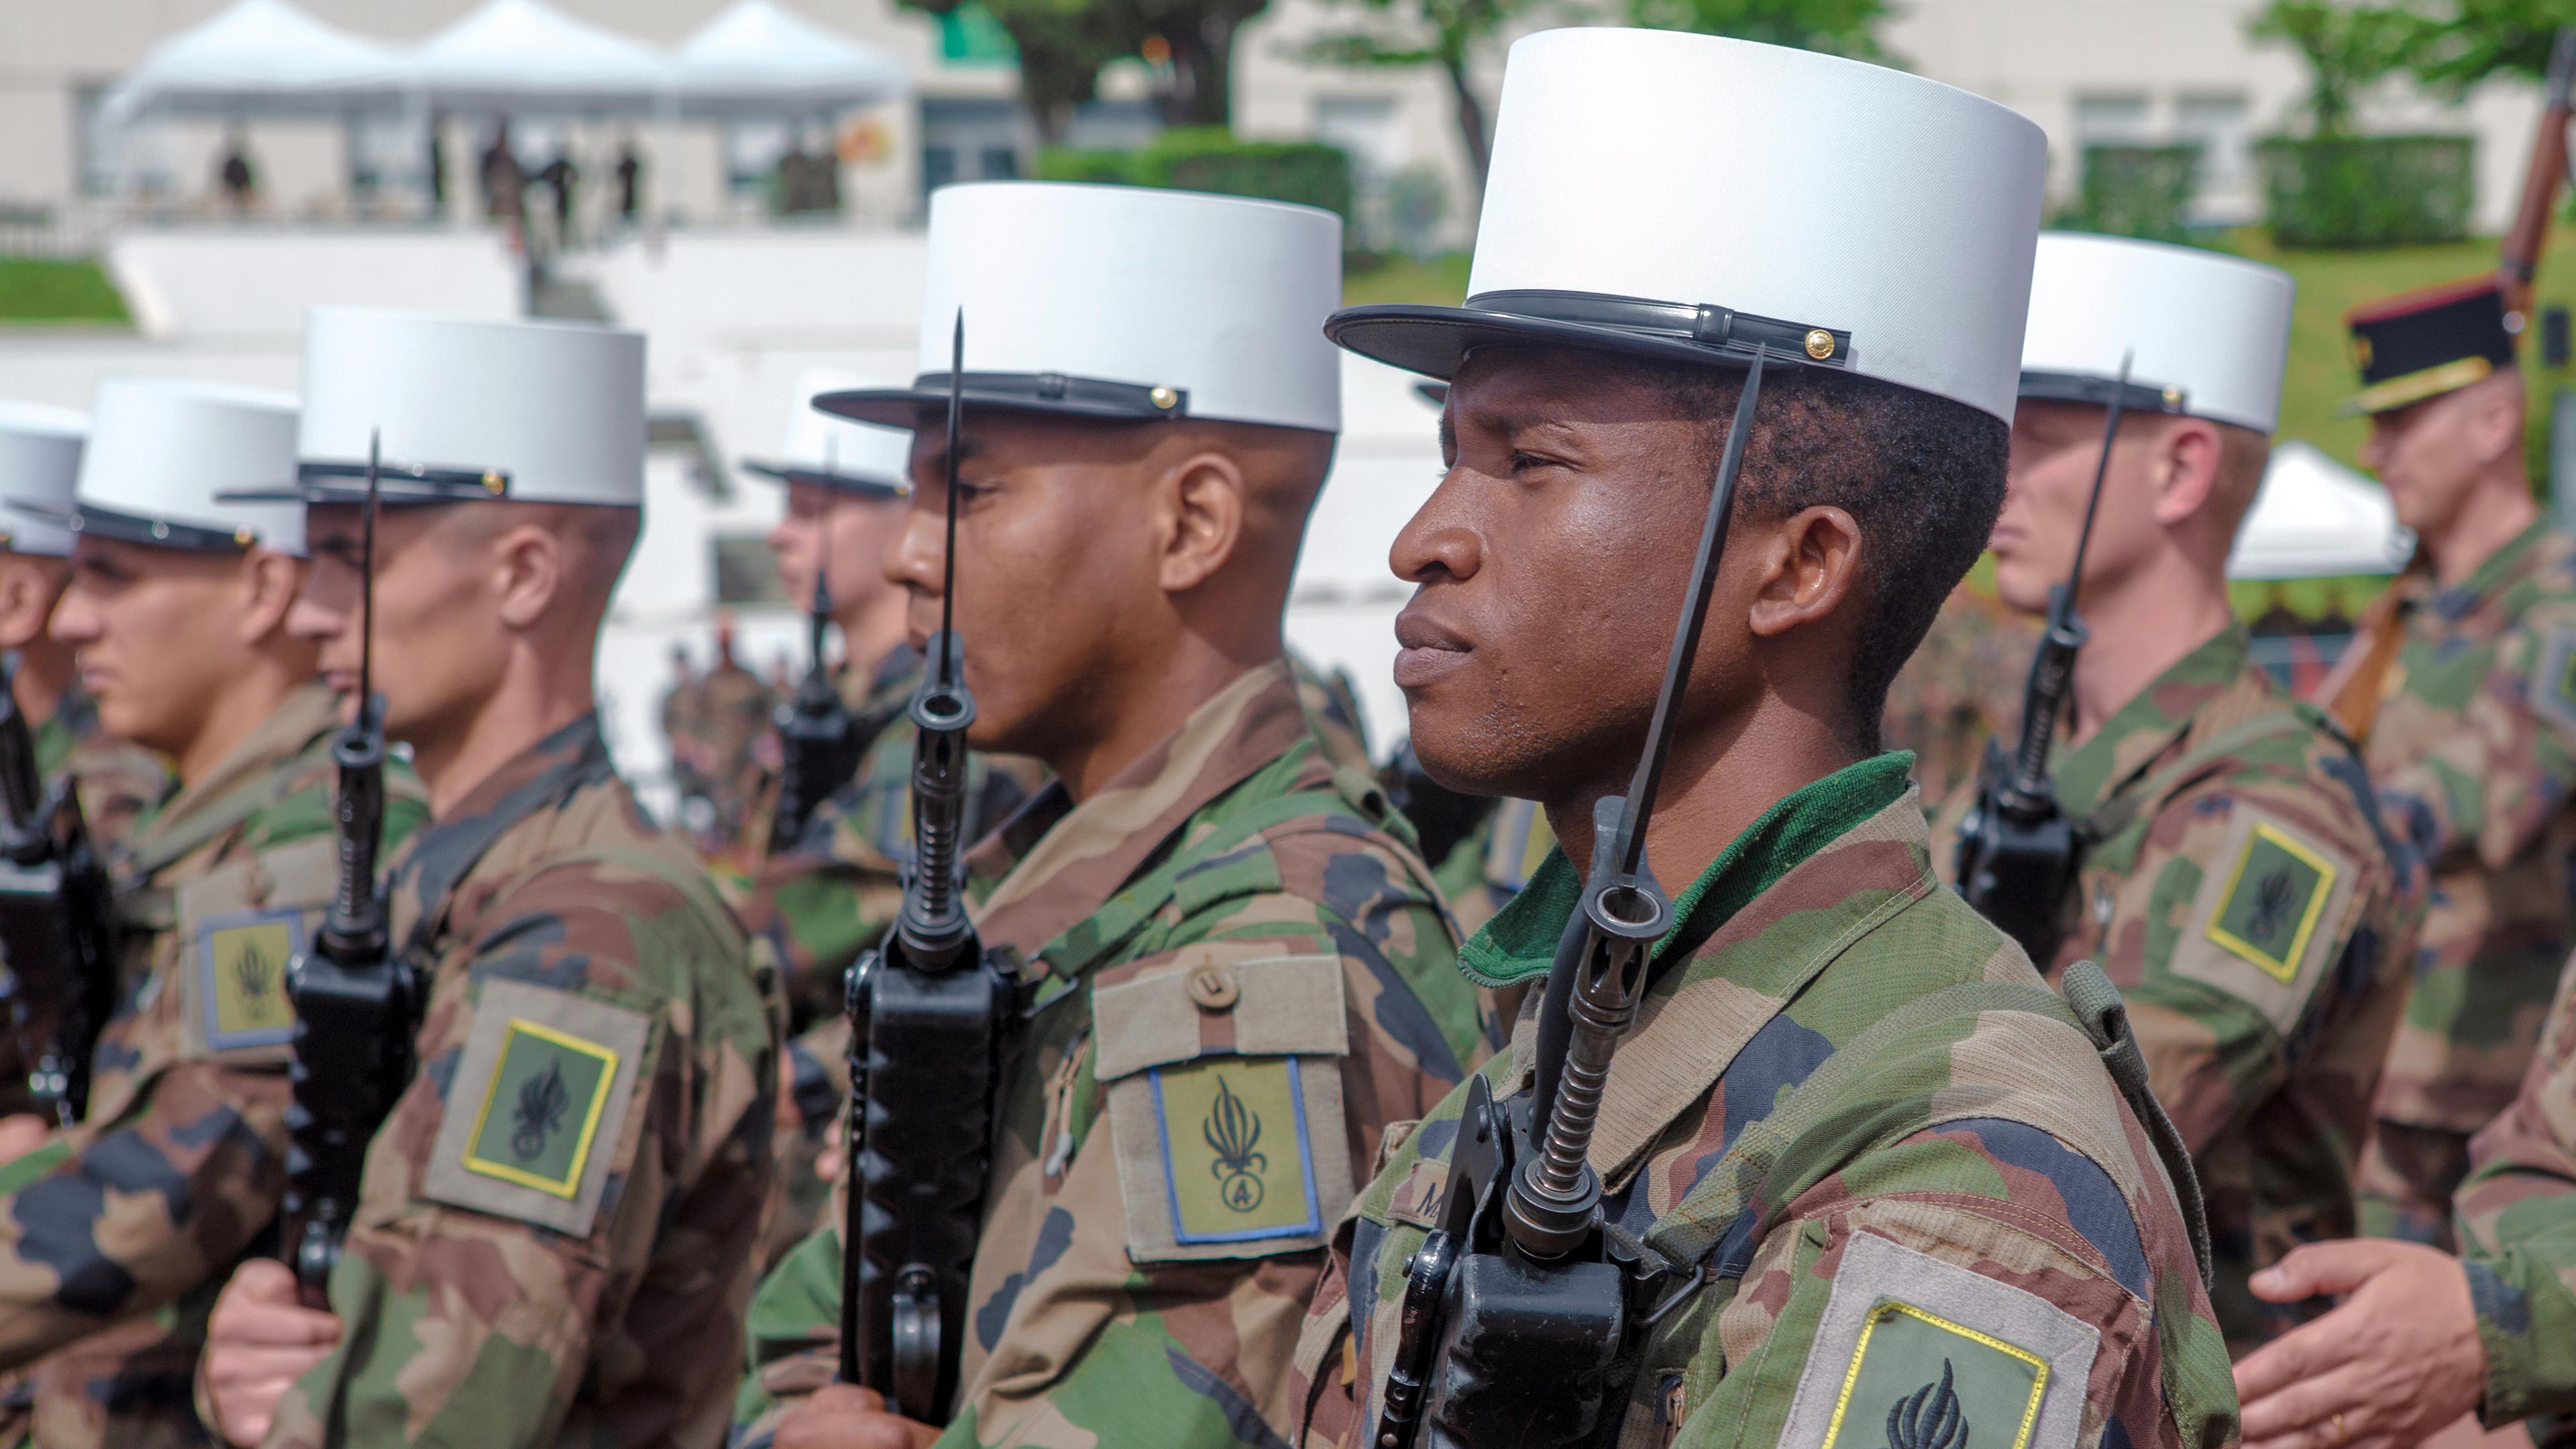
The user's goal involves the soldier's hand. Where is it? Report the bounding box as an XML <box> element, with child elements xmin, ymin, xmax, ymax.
<box><xmin>0</xmin><ymin>1113</ymin><xmax>49</xmax><ymax>1163</ymax></box>
<box><xmin>2234</xmin><ymin>1240</ymin><xmax>2486</xmax><ymax>1449</ymax></box>
<box><xmin>774</xmin><ymin>1383</ymin><xmax>940</xmax><ymax>1449</ymax></box>
<box><xmin>204</xmin><ymin>1259</ymin><xmax>343</xmax><ymax>1447</ymax></box>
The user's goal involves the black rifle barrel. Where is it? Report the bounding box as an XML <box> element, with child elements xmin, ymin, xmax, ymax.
<box><xmin>2005</xmin><ymin>352</ymin><xmax>2133</xmax><ymax>802</ymax></box>
<box><xmin>1507</xmin><ymin>349</ymin><xmax>1770</xmax><ymax>1260</ymax></box>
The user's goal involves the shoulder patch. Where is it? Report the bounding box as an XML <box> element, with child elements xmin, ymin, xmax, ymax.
<box><xmin>1095</xmin><ymin>950</ymin><xmax>1353</xmax><ymax>1263</ymax></box>
<box><xmin>1781</xmin><ymin>1232</ymin><xmax>2098</xmax><ymax>1449</ymax></box>
<box><xmin>421</xmin><ymin>979</ymin><xmax>651</xmax><ymax>1237</ymax></box>
<box><xmin>195</xmin><ymin>906</ymin><xmax>303</xmax><ymax>1053</ymax></box>
<box><xmin>2531</xmin><ymin>631</ymin><xmax>2576</xmax><ymax>737</ymax></box>
<box><xmin>2167</xmin><ymin>808</ymin><xmax>2359</xmax><ymax>1034</ymax></box>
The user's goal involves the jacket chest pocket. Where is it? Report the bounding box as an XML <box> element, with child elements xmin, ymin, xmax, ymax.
<box><xmin>172</xmin><ymin>837</ymin><xmax>338</xmax><ymax>1067</ymax></box>
<box><xmin>1091</xmin><ymin>949</ymin><xmax>1356</xmax><ymax>1264</ymax></box>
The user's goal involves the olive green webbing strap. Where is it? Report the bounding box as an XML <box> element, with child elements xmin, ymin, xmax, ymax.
<box><xmin>120</xmin><ymin>767</ymin><xmax>300</xmax><ymax>884</ymax></box>
<box><xmin>1638</xmin><ymin>962</ymin><xmax>2212</xmax><ymax>1290</ymax></box>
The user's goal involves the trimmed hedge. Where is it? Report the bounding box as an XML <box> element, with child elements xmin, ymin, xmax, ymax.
<box><xmin>1034</xmin><ymin>127</ymin><xmax>1354</xmax><ymax>227</ymax></box>
<box><xmin>2072</xmin><ymin>144</ymin><xmax>2201</xmax><ymax>244</ymax></box>
<box><xmin>2256</xmin><ymin>133</ymin><xmax>2473</xmax><ymax>248</ymax></box>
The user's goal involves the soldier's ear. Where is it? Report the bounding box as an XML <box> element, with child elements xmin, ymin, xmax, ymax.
<box><xmin>235</xmin><ymin>548</ymin><xmax>305</xmax><ymax>647</ymax></box>
<box><xmin>1154</xmin><ymin>449</ymin><xmax>1248</xmax><ymax>596</ymax></box>
<box><xmin>1746</xmin><ymin>504</ymin><xmax>1862</xmax><ymax>640</ymax></box>
<box><xmin>491</xmin><ymin>523</ymin><xmax>565</xmax><ymax>632</ymax></box>
<box><xmin>0</xmin><ymin>555</ymin><xmax>58</xmax><ymax>653</ymax></box>
<box><xmin>2149</xmin><ymin>417</ymin><xmax>2223</xmax><ymax>530</ymax></box>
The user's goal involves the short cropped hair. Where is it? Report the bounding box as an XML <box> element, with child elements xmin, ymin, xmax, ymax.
<box><xmin>1650</xmin><ymin>362</ymin><xmax>2008</xmax><ymax>752</ymax></box>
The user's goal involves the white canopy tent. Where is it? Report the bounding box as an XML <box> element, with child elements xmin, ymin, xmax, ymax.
<box><xmin>669</xmin><ymin>0</ymin><xmax>910</xmax><ymax>117</ymax></box>
<box><xmin>101</xmin><ymin>0</ymin><xmax>405</xmax><ymax>122</ymax></box>
<box><xmin>2226</xmin><ymin>438</ymin><xmax>2414</xmax><ymax>580</ymax></box>
<box><xmin>407</xmin><ymin>0</ymin><xmax>680</xmax><ymax>116</ymax></box>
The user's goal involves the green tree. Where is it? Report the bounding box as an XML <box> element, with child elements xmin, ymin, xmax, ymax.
<box><xmin>2386</xmin><ymin>0</ymin><xmax>2576</xmax><ymax>95</ymax></box>
<box><xmin>1305</xmin><ymin>0</ymin><xmax>1519</xmax><ymax>198</ymax></box>
<box><xmin>901</xmin><ymin>0</ymin><xmax>1146</xmax><ymax>143</ymax></box>
<box><xmin>2249</xmin><ymin>0</ymin><xmax>2420</xmax><ymax>136</ymax></box>
<box><xmin>1623</xmin><ymin>0</ymin><xmax>1890</xmax><ymax>57</ymax></box>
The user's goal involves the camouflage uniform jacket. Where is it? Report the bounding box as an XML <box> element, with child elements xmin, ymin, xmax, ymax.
<box><xmin>1294</xmin><ymin>755</ymin><xmax>2237</xmax><ymax>1449</ymax></box>
<box><xmin>735</xmin><ymin>657</ymin><xmax>1493</xmax><ymax>1448</ymax></box>
<box><xmin>249</xmin><ymin>714</ymin><xmax>779</xmax><ymax>1449</ymax></box>
<box><xmin>0</xmin><ymin>684</ymin><xmax>426</xmax><ymax>1449</ymax></box>
<box><xmin>2455</xmin><ymin>947</ymin><xmax>2576</xmax><ymax>1428</ymax></box>
<box><xmin>1933</xmin><ymin>625</ymin><xmax>2421</xmax><ymax>1349</ymax></box>
<box><xmin>35</xmin><ymin>677</ymin><xmax>167</xmax><ymax>859</ymax></box>
<box><xmin>2357</xmin><ymin>521</ymin><xmax>2576</xmax><ymax>1244</ymax></box>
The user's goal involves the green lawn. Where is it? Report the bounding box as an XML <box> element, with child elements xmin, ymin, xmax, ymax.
<box><xmin>0</xmin><ymin>258</ymin><xmax>131</xmax><ymax>325</ymax></box>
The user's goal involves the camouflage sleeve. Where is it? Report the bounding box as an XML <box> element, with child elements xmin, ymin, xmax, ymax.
<box><xmin>2094</xmin><ymin>767</ymin><xmax>2406</xmax><ymax>1153</ymax></box>
<box><xmin>258</xmin><ymin>859</ymin><xmax>776</xmax><ymax>1449</ymax></box>
<box><xmin>0</xmin><ymin>1059</ymin><xmax>286</xmax><ymax>1369</ymax></box>
<box><xmin>2377</xmin><ymin>609</ymin><xmax>2576</xmax><ymax>872</ymax></box>
<box><xmin>735</xmin><ymin>830</ymin><xmax>1479</xmax><ymax>1449</ymax></box>
<box><xmin>2455</xmin><ymin>953</ymin><xmax>2576</xmax><ymax>1425</ymax></box>
<box><xmin>1303</xmin><ymin>1021</ymin><xmax>2232</xmax><ymax>1449</ymax></box>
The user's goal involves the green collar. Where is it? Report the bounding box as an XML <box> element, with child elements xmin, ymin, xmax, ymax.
<box><xmin>1458</xmin><ymin>751</ymin><xmax>1915</xmax><ymax>987</ymax></box>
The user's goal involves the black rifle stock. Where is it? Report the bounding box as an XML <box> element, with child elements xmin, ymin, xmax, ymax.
<box><xmin>767</xmin><ymin>492</ymin><xmax>867</xmax><ymax>857</ymax></box>
<box><xmin>0</xmin><ymin>651</ymin><xmax>117</xmax><ymax>1128</ymax></box>
<box><xmin>839</xmin><ymin>314</ymin><xmax>1014</xmax><ymax>1422</ymax></box>
<box><xmin>281</xmin><ymin>434</ymin><xmax>410</xmax><ymax>1310</ymax></box>
<box><xmin>1375</xmin><ymin>350</ymin><xmax>1772</xmax><ymax>1449</ymax></box>
<box><xmin>1952</xmin><ymin>355</ymin><xmax>2135</xmax><ymax>965</ymax></box>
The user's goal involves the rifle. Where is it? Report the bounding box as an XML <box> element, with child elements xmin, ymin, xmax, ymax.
<box><xmin>1375</xmin><ymin>349</ymin><xmax>1772</xmax><ymax>1449</ymax></box>
<box><xmin>0</xmin><ymin>653</ymin><xmax>117</xmax><ymax>1128</ymax></box>
<box><xmin>839</xmin><ymin>313</ymin><xmax>1016</xmax><ymax>1421</ymax></box>
<box><xmin>767</xmin><ymin>483</ymin><xmax>867</xmax><ymax>857</ymax></box>
<box><xmin>2500</xmin><ymin>28</ymin><xmax>2576</xmax><ymax>330</ymax></box>
<box><xmin>2313</xmin><ymin>29</ymin><xmax>2576</xmax><ymax>745</ymax></box>
<box><xmin>1951</xmin><ymin>354</ymin><xmax>2137</xmax><ymax>966</ymax></box>
<box><xmin>280</xmin><ymin>433</ymin><xmax>409</xmax><ymax>1310</ymax></box>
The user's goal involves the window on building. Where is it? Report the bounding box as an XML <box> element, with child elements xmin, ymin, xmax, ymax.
<box><xmin>2176</xmin><ymin>93</ymin><xmax>2253</xmax><ymax>194</ymax></box>
<box><xmin>2073</xmin><ymin>93</ymin><xmax>2154</xmax><ymax>149</ymax></box>
<box><xmin>711</xmin><ymin>535</ymin><xmax>787</xmax><ymax>607</ymax></box>
<box><xmin>345</xmin><ymin>111</ymin><xmax>421</xmax><ymax>198</ymax></box>
<box><xmin>724</xmin><ymin>119</ymin><xmax>794</xmax><ymax>199</ymax></box>
<box><xmin>920</xmin><ymin>99</ymin><xmax>1024</xmax><ymax>201</ymax></box>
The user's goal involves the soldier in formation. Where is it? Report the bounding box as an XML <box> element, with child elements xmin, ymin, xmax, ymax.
<box><xmin>1933</xmin><ymin>232</ymin><xmax>2422</xmax><ymax>1352</ymax></box>
<box><xmin>0</xmin><ymin>377</ymin><xmax>427</xmax><ymax>1447</ymax></box>
<box><xmin>1293</xmin><ymin>28</ymin><xmax>2232</xmax><ymax>1448</ymax></box>
<box><xmin>0</xmin><ymin>407</ymin><xmax>164</xmax><ymax>861</ymax></box>
<box><xmin>2315</xmin><ymin>281</ymin><xmax>2576</xmax><ymax>1249</ymax></box>
<box><xmin>734</xmin><ymin>180</ymin><xmax>1489</xmax><ymax>1449</ymax></box>
<box><xmin>189</xmin><ymin>309</ymin><xmax>779</xmax><ymax>1447</ymax></box>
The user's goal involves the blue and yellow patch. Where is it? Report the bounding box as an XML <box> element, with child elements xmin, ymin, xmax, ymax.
<box><xmin>195</xmin><ymin>906</ymin><xmax>303</xmax><ymax>1052</ymax></box>
<box><xmin>1149</xmin><ymin>1056</ymin><xmax>1322</xmax><ymax>1244</ymax></box>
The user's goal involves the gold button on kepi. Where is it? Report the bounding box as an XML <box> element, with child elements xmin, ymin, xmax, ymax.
<box><xmin>482</xmin><ymin>470</ymin><xmax>505</xmax><ymax>494</ymax></box>
<box><xmin>1185</xmin><ymin>964</ymin><xmax>1239</xmax><ymax>1012</ymax></box>
<box><xmin>1149</xmin><ymin>386</ymin><xmax>1179</xmax><ymax>411</ymax></box>
<box><xmin>1803</xmin><ymin>329</ymin><xmax>1835</xmax><ymax>360</ymax></box>
<box><xmin>2163</xmin><ymin>385</ymin><xmax>2184</xmax><ymax>409</ymax></box>
<box><xmin>234</xmin><ymin>527</ymin><xmax>255</xmax><ymax>545</ymax></box>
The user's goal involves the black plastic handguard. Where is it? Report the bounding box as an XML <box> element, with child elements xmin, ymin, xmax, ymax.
<box><xmin>1375</xmin><ymin>1075</ymin><xmax>1629</xmax><ymax>1449</ymax></box>
<box><xmin>768</xmin><ymin>660</ymin><xmax>867</xmax><ymax>858</ymax></box>
<box><xmin>837</xmin><ymin>934</ymin><xmax>1014</xmax><ymax>1421</ymax></box>
<box><xmin>0</xmin><ymin>655</ymin><xmax>117</xmax><ymax>1128</ymax></box>
<box><xmin>280</xmin><ymin>706</ymin><xmax>407</xmax><ymax>1311</ymax></box>
<box><xmin>1951</xmin><ymin>598</ymin><xmax>2088</xmax><ymax>966</ymax></box>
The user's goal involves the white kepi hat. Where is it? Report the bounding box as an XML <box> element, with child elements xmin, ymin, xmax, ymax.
<box><xmin>743</xmin><ymin>369</ymin><xmax>912</xmax><ymax>498</ymax></box>
<box><xmin>16</xmin><ymin>379</ymin><xmax>303</xmax><ymax>556</ymax></box>
<box><xmin>819</xmin><ymin>182</ymin><xmax>1342</xmax><ymax>434</ymax></box>
<box><xmin>225</xmin><ymin>308</ymin><xmax>647</xmax><ymax>507</ymax></box>
<box><xmin>2019</xmin><ymin>233</ymin><xmax>2294</xmax><ymax>434</ymax></box>
<box><xmin>1329</xmin><ymin>28</ymin><xmax>2047</xmax><ymax>423</ymax></box>
<box><xmin>0</xmin><ymin>402</ymin><xmax>87</xmax><ymax>557</ymax></box>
